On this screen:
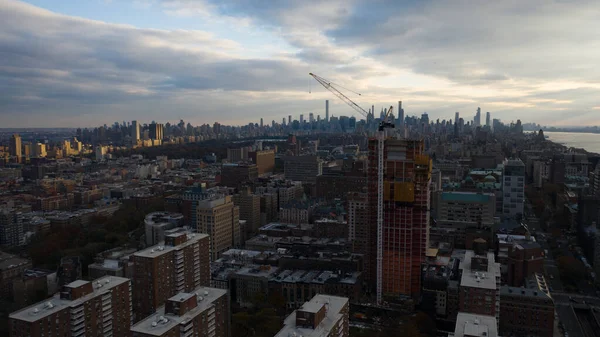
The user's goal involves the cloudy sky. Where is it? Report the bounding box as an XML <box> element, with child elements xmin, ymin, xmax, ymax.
<box><xmin>1</xmin><ymin>0</ymin><xmax>600</xmax><ymax>128</ymax></box>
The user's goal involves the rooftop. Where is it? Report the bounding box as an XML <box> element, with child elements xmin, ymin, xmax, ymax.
<box><xmin>130</xmin><ymin>287</ymin><xmax>227</xmax><ymax>336</ymax></box>
<box><xmin>460</xmin><ymin>251</ymin><xmax>500</xmax><ymax>290</ymax></box>
<box><xmin>10</xmin><ymin>276</ymin><xmax>129</xmax><ymax>323</ymax></box>
<box><xmin>452</xmin><ymin>312</ymin><xmax>498</xmax><ymax>337</ymax></box>
<box><xmin>275</xmin><ymin>295</ymin><xmax>349</xmax><ymax>337</ymax></box>
<box><xmin>0</xmin><ymin>253</ymin><xmax>30</xmax><ymax>271</ymax></box>
<box><xmin>134</xmin><ymin>232</ymin><xmax>209</xmax><ymax>258</ymax></box>
<box><xmin>441</xmin><ymin>191</ymin><xmax>493</xmax><ymax>203</ymax></box>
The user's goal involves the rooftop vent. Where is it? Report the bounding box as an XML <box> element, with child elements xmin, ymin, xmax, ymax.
<box><xmin>151</xmin><ymin>321</ymin><xmax>157</xmax><ymax>327</ymax></box>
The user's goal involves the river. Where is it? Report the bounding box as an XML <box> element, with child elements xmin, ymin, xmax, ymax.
<box><xmin>544</xmin><ymin>131</ymin><xmax>600</xmax><ymax>154</ymax></box>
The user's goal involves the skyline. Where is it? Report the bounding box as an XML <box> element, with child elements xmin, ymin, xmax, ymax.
<box><xmin>2</xmin><ymin>0</ymin><xmax>600</xmax><ymax>127</ymax></box>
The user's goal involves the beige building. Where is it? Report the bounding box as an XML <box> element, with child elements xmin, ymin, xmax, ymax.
<box><xmin>233</xmin><ymin>188</ymin><xmax>261</xmax><ymax>239</ymax></box>
<box><xmin>196</xmin><ymin>195</ymin><xmax>240</xmax><ymax>261</ymax></box>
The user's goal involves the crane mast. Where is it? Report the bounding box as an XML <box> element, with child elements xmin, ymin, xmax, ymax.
<box><xmin>309</xmin><ymin>73</ymin><xmax>395</xmax><ymax>305</ymax></box>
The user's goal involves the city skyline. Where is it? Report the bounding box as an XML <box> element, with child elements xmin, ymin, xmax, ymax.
<box><xmin>2</xmin><ymin>0</ymin><xmax>600</xmax><ymax>127</ymax></box>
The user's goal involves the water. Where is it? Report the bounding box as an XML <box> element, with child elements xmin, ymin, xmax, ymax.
<box><xmin>544</xmin><ymin>132</ymin><xmax>600</xmax><ymax>154</ymax></box>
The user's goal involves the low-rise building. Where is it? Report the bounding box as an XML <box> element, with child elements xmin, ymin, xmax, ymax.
<box><xmin>449</xmin><ymin>312</ymin><xmax>498</xmax><ymax>337</ymax></box>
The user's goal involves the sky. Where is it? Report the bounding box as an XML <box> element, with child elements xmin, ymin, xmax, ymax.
<box><xmin>2</xmin><ymin>0</ymin><xmax>600</xmax><ymax>128</ymax></box>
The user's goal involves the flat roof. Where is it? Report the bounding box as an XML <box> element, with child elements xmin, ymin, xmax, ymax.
<box><xmin>453</xmin><ymin>312</ymin><xmax>498</xmax><ymax>337</ymax></box>
<box><xmin>275</xmin><ymin>295</ymin><xmax>348</xmax><ymax>337</ymax></box>
<box><xmin>130</xmin><ymin>287</ymin><xmax>227</xmax><ymax>336</ymax></box>
<box><xmin>441</xmin><ymin>192</ymin><xmax>493</xmax><ymax>203</ymax></box>
<box><xmin>460</xmin><ymin>251</ymin><xmax>500</xmax><ymax>290</ymax></box>
<box><xmin>10</xmin><ymin>276</ymin><xmax>129</xmax><ymax>323</ymax></box>
<box><xmin>134</xmin><ymin>232</ymin><xmax>209</xmax><ymax>258</ymax></box>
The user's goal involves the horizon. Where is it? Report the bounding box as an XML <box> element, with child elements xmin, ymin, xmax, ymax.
<box><xmin>2</xmin><ymin>0</ymin><xmax>600</xmax><ymax>127</ymax></box>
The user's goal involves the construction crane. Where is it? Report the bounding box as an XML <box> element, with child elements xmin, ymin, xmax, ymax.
<box><xmin>309</xmin><ymin>72</ymin><xmax>395</xmax><ymax>305</ymax></box>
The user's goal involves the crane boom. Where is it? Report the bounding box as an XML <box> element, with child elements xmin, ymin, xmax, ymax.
<box><xmin>309</xmin><ymin>73</ymin><xmax>370</xmax><ymax>119</ymax></box>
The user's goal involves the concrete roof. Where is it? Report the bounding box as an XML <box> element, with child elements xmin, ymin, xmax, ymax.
<box><xmin>134</xmin><ymin>232</ymin><xmax>208</xmax><ymax>258</ymax></box>
<box><xmin>10</xmin><ymin>276</ymin><xmax>129</xmax><ymax>323</ymax></box>
<box><xmin>130</xmin><ymin>287</ymin><xmax>227</xmax><ymax>336</ymax></box>
<box><xmin>275</xmin><ymin>295</ymin><xmax>348</xmax><ymax>337</ymax></box>
<box><xmin>453</xmin><ymin>312</ymin><xmax>498</xmax><ymax>337</ymax></box>
<box><xmin>460</xmin><ymin>251</ymin><xmax>500</xmax><ymax>290</ymax></box>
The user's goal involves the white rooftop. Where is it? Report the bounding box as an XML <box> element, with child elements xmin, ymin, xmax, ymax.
<box><xmin>134</xmin><ymin>232</ymin><xmax>208</xmax><ymax>258</ymax></box>
<box><xmin>460</xmin><ymin>251</ymin><xmax>500</xmax><ymax>290</ymax></box>
<box><xmin>452</xmin><ymin>312</ymin><xmax>498</xmax><ymax>337</ymax></box>
<box><xmin>130</xmin><ymin>287</ymin><xmax>227</xmax><ymax>336</ymax></box>
<box><xmin>275</xmin><ymin>295</ymin><xmax>348</xmax><ymax>337</ymax></box>
<box><xmin>10</xmin><ymin>276</ymin><xmax>129</xmax><ymax>323</ymax></box>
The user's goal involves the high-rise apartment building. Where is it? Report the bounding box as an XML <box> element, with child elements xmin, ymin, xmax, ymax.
<box><xmin>132</xmin><ymin>232</ymin><xmax>210</xmax><ymax>322</ymax></box>
<box><xmin>196</xmin><ymin>195</ymin><xmax>240</xmax><ymax>261</ymax></box>
<box><xmin>0</xmin><ymin>209</ymin><xmax>24</xmax><ymax>248</ymax></box>
<box><xmin>474</xmin><ymin>107</ymin><xmax>481</xmax><ymax>127</ymax></box>
<box><xmin>368</xmin><ymin>138</ymin><xmax>431</xmax><ymax>298</ymax></box>
<box><xmin>220</xmin><ymin>163</ymin><xmax>258</xmax><ymax>188</ymax></box>
<box><xmin>233</xmin><ymin>187</ymin><xmax>261</xmax><ymax>239</ymax></box>
<box><xmin>486</xmin><ymin>111</ymin><xmax>491</xmax><ymax>127</ymax></box>
<box><xmin>149</xmin><ymin>123</ymin><xmax>164</xmax><ymax>141</ymax></box>
<box><xmin>9</xmin><ymin>276</ymin><xmax>132</xmax><ymax>337</ymax></box>
<box><xmin>275</xmin><ymin>294</ymin><xmax>349</xmax><ymax>337</ymax></box>
<box><xmin>325</xmin><ymin>100</ymin><xmax>329</xmax><ymax>122</ymax></box>
<box><xmin>131</xmin><ymin>120</ymin><xmax>140</xmax><ymax>141</ymax></box>
<box><xmin>131</xmin><ymin>287</ymin><xmax>229</xmax><ymax>337</ymax></box>
<box><xmin>502</xmin><ymin>158</ymin><xmax>525</xmax><ymax>219</ymax></box>
<box><xmin>9</xmin><ymin>134</ymin><xmax>22</xmax><ymax>163</ymax></box>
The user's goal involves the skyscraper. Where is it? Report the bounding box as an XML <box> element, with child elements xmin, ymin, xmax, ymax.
<box><xmin>475</xmin><ymin>107</ymin><xmax>481</xmax><ymax>127</ymax></box>
<box><xmin>299</xmin><ymin>114</ymin><xmax>304</xmax><ymax>124</ymax></box>
<box><xmin>486</xmin><ymin>111</ymin><xmax>491</xmax><ymax>127</ymax></box>
<box><xmin>325</xmin><ymin>100</ymin><xmax>329</xmax><ymax>122</ymax></box>
<box><xmin>131</xmin><ymin>120</ymin><xmax>140</xmax><ymax>141</ymax></box>
<box><xmin>309</xmin><ymin>112</ymin><xmax>314</xmax><ymax>123</ymax></box>
<box><xmin>398</xmin><ymin>101</ymin><xmax>404</xmax><ymax>127</ymax></box>
<box><xmin>196</xmin><ymin>195</ymin><xmax>240</xmax><ymax>261</ymax></box>
<box><xmin>9</xmin><ymin>134</ymin><xmax>21</xmax><ymax>163</ymax></box>
<box><xmin>368</xmin><ymin>139</ymin><xmax>431</xmax><ymax>299</ymax></box>
<box><xmin>288</xmin><ymin>115</ymin><xmax>292</xmax><ymax>125</ymax></box>
<box><xmin>260</xmin><ymin>118</ymin><xmax>263</xmax><ymax>128</ymax></box>
<box><xmin>149</xmin><ymin>123</ymin><xmax>164</xmax><ymax>141</ymax></box>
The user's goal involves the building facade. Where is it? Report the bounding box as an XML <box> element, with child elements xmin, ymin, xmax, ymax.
<box><xmin>196</xmin><ymin>195</ymin><xmax>240</xmax><ymax>261</ymax></box>
<box><xmin>132</xmin><ymin>232</ymin><xmax>210</xmax><ymax>322</ymax></box>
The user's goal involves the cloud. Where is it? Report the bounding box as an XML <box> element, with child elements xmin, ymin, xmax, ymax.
<box><xmin>3</xmin><ymin>0</ymin><xmax>600</xmax><ymax>127</ymax></box>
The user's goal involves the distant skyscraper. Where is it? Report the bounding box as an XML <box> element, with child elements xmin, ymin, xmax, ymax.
<box><xmin>9</xmin><ymin>134</ymin><xmax>22</xmax><ymax>163</ymax></box>
<box><xmin>475</xmin><ymin>107</ymin><xmax>481</xmax><ymax>127</ymax></box>
<box><xmin>486</xmin><ymin>111</ymin><xmax>491</xmax><ymax>127</ymax></box>
<box><xmin>325</xmin><ymin>100</ymin><xmax>329</xmax><ymax>122</ymax></box>
<box><xmin>131</xmin><ymin>120</ymin><xmax>140</xmax><ymax>141</ymax></box>
<box><xmin>260</xmin><ymin>118</ymin><xmax>263</xmax><ymax>128</ymax></box>
<box><xmin>300</xmin><ymin>114</ymin><xmax>304</xmax><ymax>124</ymax></box>
<box><xmin>282</xmin><ymin>117</ymin><xmax>286</xmax><ymax>125</ymax></box>
<box><xmin>309</xmin><ymin>113</ymin><xmax>314</xmax><ymax>123</ymax></box>
<box><xmin>288</xmin><ymin>115</ymin><xmax>292</xmax><ymax>125</ymax></box>
<box><xmin>149</xmin><ymin>123</ymin><xmax>164</xmax><ymax>141</ymax></box>
<box><xmin>398</xmin><ymin>101</ymin><xmax>404</xmax><ymax>127</ymax></box>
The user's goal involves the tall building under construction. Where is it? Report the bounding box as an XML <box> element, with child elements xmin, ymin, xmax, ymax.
<box><xmin>368</xmin><ymin>138</ymin><xmax>431</xmax><ymax>299</ymax></box>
